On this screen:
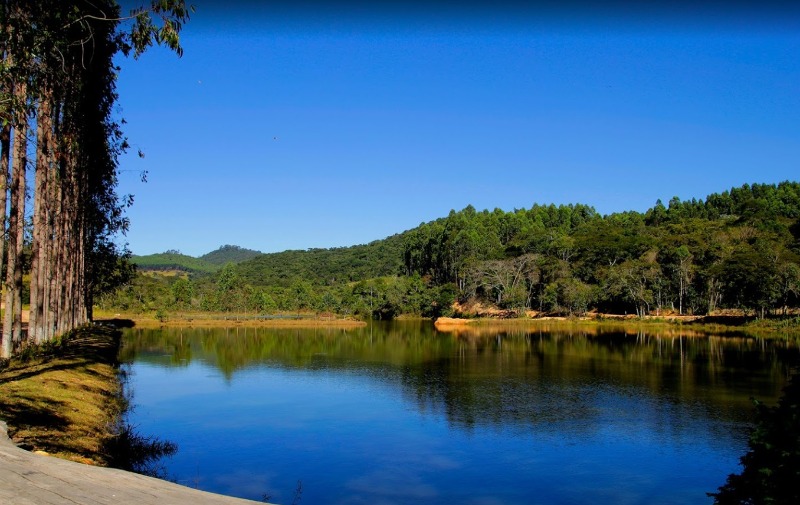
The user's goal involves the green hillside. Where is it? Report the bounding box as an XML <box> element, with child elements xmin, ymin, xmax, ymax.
<box><xmin>132</xmin><ymin>245</ymin><xmax>262</xmax><ymax>273</ymax></box>
<box><xmin>131</xmin><ymin>250</ymin><xmax>217</xmax><ymax>273</ymax></box>
<box><xmin>108</xmin><ymin>181</ymin><xmax>800</xmax><ymax>320</ymax></box>
<box><xmin>200</xmin><ymin>245</ymin><xmax>262</xmax><ymax>266</ymax></box>
<box><xmin>235</xmin><ymin>234</ymin><xmax>406</xmax><ymax>287</ymax></box>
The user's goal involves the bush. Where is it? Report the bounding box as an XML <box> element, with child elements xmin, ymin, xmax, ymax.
<box><xmin>709</xmin><ymin>372</ymin><xmax>800</xmax><ymax>504</ymax></box>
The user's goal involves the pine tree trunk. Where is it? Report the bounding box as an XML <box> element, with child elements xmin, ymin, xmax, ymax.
<box><xmin>3</xmin><ymin>82</ymin><xmax>27</xmax><ymax>355</ymax></box>
<box><xmin>0</xmin><ymin>43</ymin><xmax>13</xmax><ymax>358</ymax></box>
<box><xmin>0</xmin><ymin>1</ymin><xmax>8</xmax><ymax>295</ymax></box>
<box><xmin>0</xmin><ymin>123</ymin><xmax>9</xmax><ymax>292</ymax></box>
<box><xmin>29</xmin><ymin>87</ymin><xmax>53</xmax><ymax>343</ymax></box>
<box><xmin>0</xmin><ymin>122</ymin><xmax>12</xmax><ymax>358</ymax></box>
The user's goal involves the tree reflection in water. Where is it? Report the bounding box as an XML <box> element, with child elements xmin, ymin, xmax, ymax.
<box><xmin>119</xmin><ymin>321</ymin><xmax>799</xmax><ymax>504</ymax></box>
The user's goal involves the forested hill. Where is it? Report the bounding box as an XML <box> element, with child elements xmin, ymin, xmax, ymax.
<box><xmin>200</xmin><ymin>245</ymin><xmax>263</xmax><ymax>266</ymax></box>
<box><xmin>399</xmin><ymin>180</ymin><xmax>800</xmax><ymax>316</ymax></box>
<box><xmin>132</xmin><ymin>245</ymin><xmax>262</xmax><ymax>273</ymax></box>
<box><xmin>108</xmin><ymin>181</ymin><xmax>800</xmax><ymax>319</ymax></box>
<box><xmin>235</xmin><ymin>234</ymin><xmax>406</xmax><ymax>287</ymax></box>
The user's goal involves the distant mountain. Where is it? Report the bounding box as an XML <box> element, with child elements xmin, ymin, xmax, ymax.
<box><xmin>200</xmin><ymin>245</ymin><xmax>262</xmax><ymax>266</ymax></box>
<box><xmin>131</xmin><ymin>250</ymin><xmax>217</xmax><ymax>273</ymax></box>
<box><xmin>132</xmin><ymin>245</ymin><xmax>262</xmax><ymax>274</ymax></box>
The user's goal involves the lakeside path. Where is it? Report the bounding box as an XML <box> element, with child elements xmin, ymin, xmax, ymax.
<box><xmin>1</xmin><ymin>421</ymin><xmax>262</xmax><ymax>505</ymax></box>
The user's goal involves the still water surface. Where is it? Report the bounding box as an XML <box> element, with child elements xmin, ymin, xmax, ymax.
<box><xmin>120</xmin><ymin>322</ymin><xmax>798</xmax><ymax>505</ymax></box>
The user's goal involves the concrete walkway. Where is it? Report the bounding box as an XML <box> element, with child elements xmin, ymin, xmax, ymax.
<box><xmin>0</xmin><ymin>421</ymin><xmax>263</xmax><ymax>505</ymax></box>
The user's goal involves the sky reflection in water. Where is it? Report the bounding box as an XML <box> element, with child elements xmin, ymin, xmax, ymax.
<box><xmin>120</xmin><ymin>322</ymin><xmax>797</xmax><ymax>505</ymax></box>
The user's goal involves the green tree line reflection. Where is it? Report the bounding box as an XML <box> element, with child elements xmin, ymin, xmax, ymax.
<box><xmin>120</xmin><ymin>323</ymin><xmax>798</xmax><ymax>434</ymax></box>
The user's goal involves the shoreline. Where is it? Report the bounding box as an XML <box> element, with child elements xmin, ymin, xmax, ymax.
<box><xmin>0</xmin><ymin>420</ymin><xmax>263</xmax><ymax>504</ymax></box>
<box><xmin>118</xmin><ymin>317</ymin><xmax>368</xmax><ymax>329</ymax></box>
<box><xmin>433</xmin><ymin>313</ymin><xmax>800</xmax><ymax>339</ymax></box>
<box><xmin>0</xmin><ymin>324</ymin><xmax>265</xmax><ymax>504</ymax></box>
<box><xmin>95</xmin><ymin>311</ymin><xmax>368</xmax><ymax>329</ymax></box>
<box><xmin>0</xmin><ymin>326</ymin><xmax>123</xmax><ymax>465</ymax></box>
<box><xmin>2</xmin><ymin>316</ymin><xmax>795</xmax><ymax>503</ymax></box>
<box><xmin>95</xmin><ymin>308</ymin><xmax>800</xmax><ymax>336</ymax></box>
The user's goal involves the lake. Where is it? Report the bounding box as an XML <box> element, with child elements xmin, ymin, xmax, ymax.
<box><xmin>119</xmin><ymin>321</ymin><xmax>798</xmax><ymax>505</ymax></box>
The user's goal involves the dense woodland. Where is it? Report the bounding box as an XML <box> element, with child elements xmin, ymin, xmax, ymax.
<box><xmin>0</xmin><ymin>1</ymin><xmax>191</xmax><ymax>357</ymax></box>
<box><xmin>109</xmin><ymin>181</ymin><xmax>800</xmax><ymax>321</ymax></box>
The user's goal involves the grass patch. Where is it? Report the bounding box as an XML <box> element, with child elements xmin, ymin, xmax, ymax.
<box><xmin>0</xmin><ymin>325</ymin><xmax>124</xmax><ymax>465</ymax></box>
<box><xmin>93</xmin><ymin>308</ymin><xmax>367</xmax><ymax>329</ymax></box>
<box><xmin>744</xmin><ymin>315</ymin><xmax>800</xmax><ymax>330</ymax></box>
<box><xmin>0</xmin><ymin>324</ymin><xmax>179</xmax><ymax>476</ymax></box>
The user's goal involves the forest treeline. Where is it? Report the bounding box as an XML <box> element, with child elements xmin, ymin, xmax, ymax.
<box><xmin>103</xmin><ymin>181</ymin><xmax>800</xmax><ymax>320</ymax></box>
<box><xmin>0</xmin><ymin>1</ymin><xmax>191</xmax><ymax>358</ymax></box>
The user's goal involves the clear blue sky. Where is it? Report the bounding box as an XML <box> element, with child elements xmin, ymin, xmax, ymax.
<box><xmin>114</xmin><ymin>1</ymin><xmax>800</xmax><ymax>257</ymax></box>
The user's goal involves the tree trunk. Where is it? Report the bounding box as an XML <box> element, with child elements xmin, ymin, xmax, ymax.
<box><xmin>2</xmin><ymin>83</ymin><xmax>27</xmax><ymax>356</ymax></box>
<box><xmin>0</xmin><ymin>121</ymin><xmax>13</xmax><ymax>358</ymax></box>
<box><xmin>0</xmin><ymin>43</ymin><xmax>13</xmax><ymax>358</ymax></box>
<box><xmin>29</xmin><ymin>91</ymin><xmax>49</xmax><ymax>342</ymax></box>
<box><xmin>0</xmin><ymin>7</ymin><xmax>8</xmax><ymax>291</ymax></box>
<box><xmin>0</xmin><ymin>123</ymin><xmax>9</xmax><ymax>287</ymax></box>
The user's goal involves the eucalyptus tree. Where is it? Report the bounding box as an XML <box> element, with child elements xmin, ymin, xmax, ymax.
<box><xmin>0</xmin><ymin>0</ymin><xmax>191</xmax><ymax>357</ymax></box>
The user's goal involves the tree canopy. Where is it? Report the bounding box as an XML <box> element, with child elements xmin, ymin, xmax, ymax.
<box><xmin>107</xmin><ymin>181</ymin><xmax>800</xmax><ymax>321</ymax></box>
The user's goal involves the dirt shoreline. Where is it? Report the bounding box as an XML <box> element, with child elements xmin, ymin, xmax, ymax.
<box><xmin>436</xmin><ymin>313</ymin><xmax>704</xmax><ymax>326</ymax></box>
<box><xmin>97</xmin><ymin>308</ymin><xmax>799</xmax><ymax>335</ymax></box>
<box><xmin>433</xmin><ymin>313</ymin><xmax>800</xmax><ymax>339</ymax></box>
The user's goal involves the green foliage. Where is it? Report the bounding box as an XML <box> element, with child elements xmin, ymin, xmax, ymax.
<box><xmin>235</xmin><ymin>234</ymin><xmax>405</xmax><ymax>287</ymax></box>
<box><xmin>89</xmin><ymin>246</ymin><xmax>137</xmax><ymax>303</ymax></box>
<box><xmin>170</xmin><ymin>277</ymin><xmax>193</xmax><ymax>309</ymax></box>
<box><xmin>710</xmin><ymin>372</ymin><xmax>800</xmax><ymax>505</ymax></box>
<box><xmin>131</xmin><ymin>251</ymin><xmax>219</xmax><ymax>273</ymax></box>
<box><xmin>104</xmin><ymin>181</ymin><xmax>800</xmax><ymax>320</ymax></box>
<box><xmin>431</xmin><ymin>284</ymin><xmax>457</xmax><ymax>318</ymax></box>
<box><xmin>132</xmin><ymin>245</ymin><xmax>262</xmax><ymax>274</ymax></box>
<box><xmin>199</xmin><ymin>244</ymin><xmax>262</xmax><ymax>266</ymax></box>
<box><xmin>123</xmin><ymin>1</ymin><xmax>194</xmax><ymax>59</ymax></box>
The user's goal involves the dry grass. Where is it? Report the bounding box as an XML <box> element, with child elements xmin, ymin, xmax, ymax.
<box><xmin>142</xmin><ymin>270</ymin><xmax>189</xmax><ymax>278</ymax></box>
<box><xmin>93</xmin><ymin>309</ymin><xmax>367</xmax><ymax>329</ymax></box>
<box><xmin>0</xmin><ymin>326</ymin><xmax>122</xmax><ymax>465</ymax></box>
<box><xmin>131</xmin><ymin>317</ymin><xmax>368</xmax><ymax>329</ymax></box>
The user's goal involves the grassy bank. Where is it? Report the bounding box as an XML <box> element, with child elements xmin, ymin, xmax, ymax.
<box><xmin>93</xmin><ymin>308</ymin><xmax>367</xmax><ymax>329</ymax></box>
<box><xmin>0</xmin><ymin>325</ymin><xmax>123</xmax><ymax>465</ymax></box>
<box><xmin>95</xmin><ymin>305</ymin><xmax>800</xmax><ymax>338</ymax></box>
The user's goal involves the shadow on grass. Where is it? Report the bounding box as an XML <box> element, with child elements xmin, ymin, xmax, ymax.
<box><xmin>2</xmin><ymin>359</ymin><xmax>92</xmax><ymax>384</ymax></box>
<box><xmin>2</xmin><ymin>324</ymin><xmax>178</xmax><ymax>475</ymax></box>
<box><xmin>4</xmin><ymin>326</ymin><xmax>121</xmax><ymax>382</ymax></box>
<box><xmin>0</xmin><ymin>397</ymin><xmax>69</xmax><ymax>431</ymax></box>
<box><xmin>0</xmin><ymin>395</ymin><xmax>70</xmax><ymax>451</ymax></box>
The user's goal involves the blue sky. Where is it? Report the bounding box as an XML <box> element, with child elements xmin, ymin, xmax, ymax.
<box><xmin>114</xmin><ymin>1</ymin><xmax>800</xmax><ymax>256</ymax></box>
